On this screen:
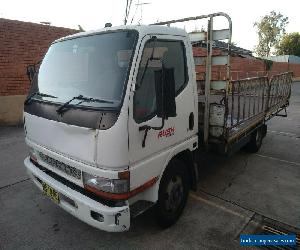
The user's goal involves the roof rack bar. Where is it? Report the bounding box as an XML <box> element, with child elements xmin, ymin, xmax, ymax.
<box><xmin>150</xmin><ymin>12</ymin><xmax>232</xmax><ymax>28</ymax></box>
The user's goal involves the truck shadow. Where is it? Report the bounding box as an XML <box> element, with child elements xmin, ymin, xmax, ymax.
<box><xmin>197</xmin><ymin>151</ymin><xmax>237</xmax><ymax>180</ymax></box>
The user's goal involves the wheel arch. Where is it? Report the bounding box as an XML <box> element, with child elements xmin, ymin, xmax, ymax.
<box><xmin>160</xmin><ymin>149</ymin><xmax>198</xmax><ymax>192</ymax></box>
<box><xmin>172</xmin><ymin>150</ymin><xmax>198</xmax><ymax>191</ymax></box>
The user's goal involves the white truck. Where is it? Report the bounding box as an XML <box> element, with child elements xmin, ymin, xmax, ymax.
<box><xmin>23</xmin><ymin>13</ymin><xmax>292</xmax><ymax>232</ymax></box>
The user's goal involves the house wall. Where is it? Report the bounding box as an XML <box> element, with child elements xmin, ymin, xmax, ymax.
<box><xmin>0</xmin><ymin>18</ymin><xmax>77</xmax><ymax>125</ymax></box>
<box><xmin>193</xmin><ymin>47</ymin><xmax>300</xmax><ymax>81</ymax></box>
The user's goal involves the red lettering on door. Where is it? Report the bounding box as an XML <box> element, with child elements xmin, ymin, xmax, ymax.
<box><xmin>157</xmin><ymin>127</ymin><xmax>175</xmax><ymax>139</ymax></box>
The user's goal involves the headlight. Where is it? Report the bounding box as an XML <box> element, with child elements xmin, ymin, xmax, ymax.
<box><xmin>83</xmin><ymin>172</ymin><xmax>129</xmax><ymax>194</ymax></box>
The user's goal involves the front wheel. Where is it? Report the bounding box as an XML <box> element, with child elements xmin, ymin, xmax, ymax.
<box><xmin>155</xmin><ymin>159</ymin><xmax>189</xmax><ymax>228</ymax></box>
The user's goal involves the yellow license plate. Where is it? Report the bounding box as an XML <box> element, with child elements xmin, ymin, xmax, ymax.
<box><xmin>42</xmin><ymin>182</ymin><xmax>60</xmax><ymax>204</ymax></box>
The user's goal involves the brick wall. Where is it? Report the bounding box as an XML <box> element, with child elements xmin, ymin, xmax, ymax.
<box><xmin>193</xmin><ymin>47</ymin><xmax>300</xmax><ymax>81</ymax></box>
<box><xmin>0</xmin><ymin>18</ymin><xmax>78</xmax><ymax>96</ymax></box>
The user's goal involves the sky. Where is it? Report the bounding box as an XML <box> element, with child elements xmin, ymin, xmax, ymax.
<box><xmin>1</xmin><ymin>0</ymin><xmax>299</xmax><ymax>51</ymax></box>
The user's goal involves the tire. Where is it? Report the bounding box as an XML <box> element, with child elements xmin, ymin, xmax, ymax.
<box><xmin>244</xmin><ymin>126</ymin><xmax>264</xmax><ymax>153</ymax></box>
<box><xmin>155</xmin><ymin>159</ymin><xmax>189</xmax><ymax>228</ymax></box>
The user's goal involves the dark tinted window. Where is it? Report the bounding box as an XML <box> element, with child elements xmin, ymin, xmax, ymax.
<box><xmin>133</xmin><ymin>40</ymin><xmax>187</xmax><ymax>123</ymax></box>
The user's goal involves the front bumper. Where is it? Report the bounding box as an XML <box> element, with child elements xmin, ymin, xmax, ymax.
<box><xmin>24</xmin><ymin>157</ymin><xmax>130</xmax><ymax>232</ymax></box>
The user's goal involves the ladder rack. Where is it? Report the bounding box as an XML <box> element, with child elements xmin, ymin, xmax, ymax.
<box><xmin>152</xmin><ymin>13</ymin><xmax>233</xmax><ymax>146</ymax></box>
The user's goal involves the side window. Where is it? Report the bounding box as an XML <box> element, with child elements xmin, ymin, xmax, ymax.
<box><xmin>133</xmin><ymin>40</ymin><xmax>187</xmax><ymax>123</ymax></box>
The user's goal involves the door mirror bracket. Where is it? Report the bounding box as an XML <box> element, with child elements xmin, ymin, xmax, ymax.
<box><xmin>139</xmin><ymin>117</ymin><xmax>165</xmax><ymax>147</ymax></box>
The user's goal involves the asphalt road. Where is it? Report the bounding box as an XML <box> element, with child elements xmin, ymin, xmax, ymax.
<box><xmin>0</xmin><ymin>83</ymin><xmax>299</xmax><ymax>250</ymax></box>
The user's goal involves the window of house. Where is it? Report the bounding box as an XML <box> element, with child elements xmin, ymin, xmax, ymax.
<box><xmin>194</xmin><ymin>56</ymin><xmax>205</xmax><ymax>65</ymax></box>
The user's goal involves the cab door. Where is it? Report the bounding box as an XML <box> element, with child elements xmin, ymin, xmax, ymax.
<box><xmin>128</xmin><ymin>34</ymin><xmax>197</xmax><ymax>190</ymax></box>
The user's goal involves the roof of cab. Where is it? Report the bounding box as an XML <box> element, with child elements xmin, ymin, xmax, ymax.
<box><xmin>54</xmin><ymin>25</ymin><xmax>188</xmax><ymax>43</ymax></box>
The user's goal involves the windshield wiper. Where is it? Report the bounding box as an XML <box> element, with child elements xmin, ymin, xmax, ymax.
<box><xmin>56</xmin><ymin>95</ymin><xmax>114</xmax><ymax>115</ymax></box>
<box><xmin>24</xmin><ymin>91</ymin><xmax>57</xmax><ymax>105</ymax></box>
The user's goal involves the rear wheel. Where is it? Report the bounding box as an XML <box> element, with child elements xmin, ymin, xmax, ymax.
<box><xmin>244</xmin><ymin>126</ymin><xmax>264</xmax><ymax>153</ymax></box>
<box><xmin>155</xmin><ymin>159</ymin><xmax>189</xmax><ymax>228</ymax></box>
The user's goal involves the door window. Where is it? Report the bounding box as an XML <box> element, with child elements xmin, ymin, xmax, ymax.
<box><xmin>133</xmin><ymin>40</ymin><xmax>187</xmax><ymax>123</ymax></box>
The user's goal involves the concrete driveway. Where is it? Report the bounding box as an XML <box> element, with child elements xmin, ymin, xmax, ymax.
<box><xmin>1</xmin><ymin>83</ymin><xmax>299</xmax><ymax>250</ymax></box>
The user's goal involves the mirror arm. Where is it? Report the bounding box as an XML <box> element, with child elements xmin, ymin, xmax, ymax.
<box><xmin>139</xmin><ymin>126</ymin><xmax>150</xmax><ymax>148</ymax></box>
<box><xmin>139</xmin><ymin>117</ymin><xmax>165</xmax><ymax>148</ymax></box>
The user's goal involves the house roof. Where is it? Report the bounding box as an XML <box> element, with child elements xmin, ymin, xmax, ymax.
<box><xmin>267</xmin><ymin>55</ymin><xmax>300</xmax><ymax>64</ymax></box>
<box><xmin>192</xmin><ymin>40</ymin><xmax>253</xmax><ymax>57</ymax></box>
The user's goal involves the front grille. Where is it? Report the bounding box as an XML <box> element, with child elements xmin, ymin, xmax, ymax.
<box><xmin>38</xmin><ymin>152</ymin><xmax>81</xmax><ymax>180</ymax></box>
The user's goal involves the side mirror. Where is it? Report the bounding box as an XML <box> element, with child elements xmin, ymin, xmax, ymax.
<box><xmin>163</xmin><ymin>68</ymin><xmax>176</xmax><ymax>118</ymax></box>
<box><xmin>155</xmin><ymin>67</ymin><xmax>176</xmax><ymax>119</ymax></box>
<box><xmin>26</xmin><ymin>61</ymin><xmax>41</xmax><ymax>84</ymax></box>
<box><xmin>139</xmin><ymin>67</ymin><xmax>176</xmax><ymax>148</ymax></box>
<box><xmin>26</xmin><ymin>65</ymin><xmax>36</xmax><ymax>83</ymax></box>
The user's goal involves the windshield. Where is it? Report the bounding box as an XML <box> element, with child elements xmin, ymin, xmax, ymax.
<box><xmin>31</xmin><ymin>30</ymin><xmax>137</xmax><ymax>109</ymax></box>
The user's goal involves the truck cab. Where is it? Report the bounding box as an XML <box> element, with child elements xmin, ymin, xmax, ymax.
<box><xmin>24</xmin><ymin>25</ymin><xmax>199</xmax><ymax>232</ymax></box>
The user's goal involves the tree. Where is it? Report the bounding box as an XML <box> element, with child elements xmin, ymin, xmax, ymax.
<box><xmin>276</xmin><ymin>32</ymin><xmax>300</xmax><ymax>56</ymax></box>
<box><xmin>254</xmin><ymin>11</ymin><xmax>289</xmax><ymax>57</ymax></box>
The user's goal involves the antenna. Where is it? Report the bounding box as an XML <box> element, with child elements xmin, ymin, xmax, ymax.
<box><xmin>136</xmin><ymin>2</ymin><xmax>150</xmax><ymax>24</ymax></box>
<box><xmin>40</xmin><ymin>21</ymin><xmax>51</xmax><ymax>26</ymax></box>
<box><xmin>130</xmin><ymin>0</ymin><xmax>140</xmax><ymax>24</ymax></box>
<box><xmin>124</xmin><ymin>0</ymin><xmax>133</xmax><ymax>25</ymax></box>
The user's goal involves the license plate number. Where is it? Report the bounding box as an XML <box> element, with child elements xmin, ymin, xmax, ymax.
<box><xmin>42</xmin><ymin>182</ymin><xmax>60</xmax><ymax>204</ymax></box>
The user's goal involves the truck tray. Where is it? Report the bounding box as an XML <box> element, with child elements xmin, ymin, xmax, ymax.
<box><xmin>198</xmin><ymin>72</ymin><xmax>293</xmax><ymax>145</ymax></box>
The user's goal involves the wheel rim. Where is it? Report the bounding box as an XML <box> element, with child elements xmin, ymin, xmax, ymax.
<box><xmin>164</xmin><ymin>175</ymin><xmax>184</xmax><ymax>212</ymax></box>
